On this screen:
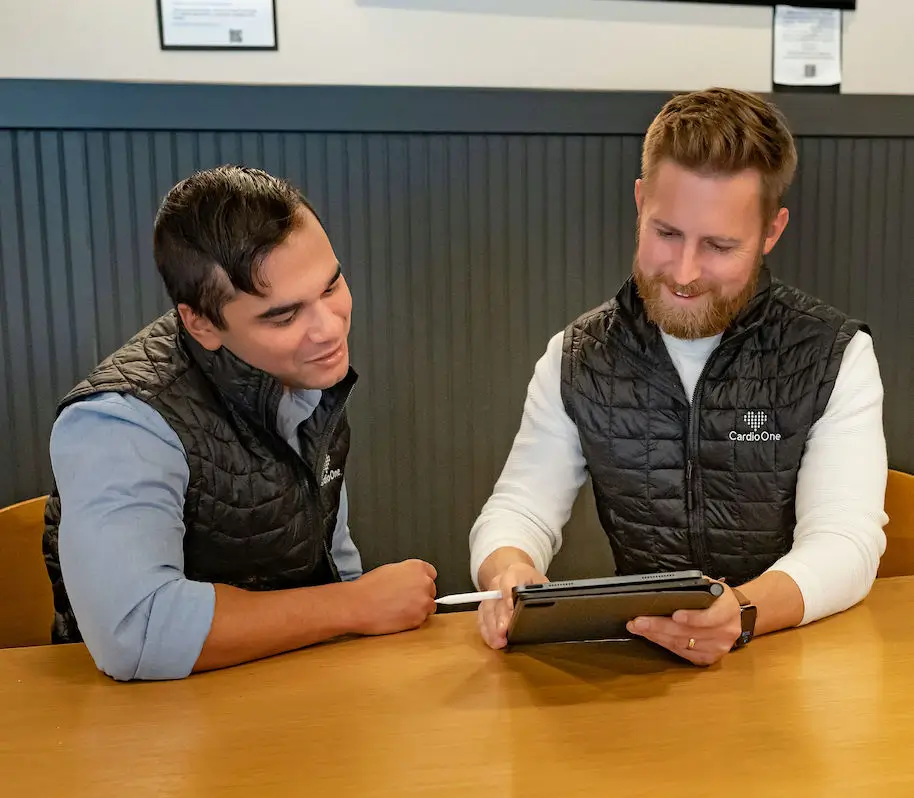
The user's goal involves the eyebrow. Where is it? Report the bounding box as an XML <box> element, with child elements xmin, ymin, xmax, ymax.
<box><xmin>653</xmin><ymin>219</ymin><xmax>741</xmax><ymax>246</ymax></box>
<box><xmin>256</xmin><ymin>302</ymin><xmax>301</xmax><ymax>321</ymax></box>
<box><xmin>255</xmin><ymin>264</ymin><xmax>342</xmax><ymax>320</ymax></box>
<box><xmin>326</xmin><ymin>264</ymin><xmax>342</xmax><ymax>289</ymax></box>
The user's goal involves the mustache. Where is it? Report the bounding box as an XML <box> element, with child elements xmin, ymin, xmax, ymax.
<box><xmin>633</xmin><ymin>257</ymin><xmax>711</xmax><ymax>299</ymax></box>
<box><xmin>659</xmin><ymin>277</ymin><xmax>712</xmax><ymax>298</ymax></box>
<box><xmin>647</xmin><ymin>275</ymin><xmax>713</xmax><ymax>296</ymax></box>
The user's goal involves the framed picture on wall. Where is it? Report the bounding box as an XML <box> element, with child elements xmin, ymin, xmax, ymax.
<box><xmin>157</xmin><ymin>0</ymin><xmax>278</xmax><ymax>51</ymax></box>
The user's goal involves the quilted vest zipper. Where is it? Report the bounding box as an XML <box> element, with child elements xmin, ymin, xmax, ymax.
<box><xmin>280</xmin><ymin>378</ymin><xmax>356</xmax><ymax>585</ymax></box>
<box><xmin>686</xmin><ymin>329</ymin><xmax>753</xmax><ymax>576</ymax></box>
<box><xmin>312</xmin><ymin>381</ymin><xmax>356</xmax><ymax>583</ymax></box>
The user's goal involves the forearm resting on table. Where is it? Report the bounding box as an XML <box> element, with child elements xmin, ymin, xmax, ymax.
<box><xmin>193</xmin><ymin>581</ymin><xmax>363</xmax><ymax>673</ymax></box>
<box><xmin>476</xmin><ymin>547</ymin><xmax>538</xmax><ymax>590</ymax></box>
<box><xmin>735</xmin><ymin>570</ymin><xmax>805</xmax><ymax>636</ymax></box>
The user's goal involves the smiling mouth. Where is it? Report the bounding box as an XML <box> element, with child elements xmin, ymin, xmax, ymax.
<box><xmin>309</xmin><ymin>344</ymin><xmax>343</xmax><ymax>364</ymax></box>
<box><xmin>670</xmin><ymin>286</ymin><xmax>704</xmax><ymax>299</ymax></box>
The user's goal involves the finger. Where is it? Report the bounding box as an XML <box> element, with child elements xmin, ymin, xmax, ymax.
<box><xmin>489</xmin><ymin>599</ymin><xmax>512</xmax><ymax>643</ymax></box>
<box><xmin>495</xmin><ymin>597</ymin><xmax>515</xmax><ymax>634</ymax></box>
<box><xmin>626</xmin><ymin>620</ymin><xmax>688</xmax><ymax>649</ymax></box>
<box><xmin>627</xmin><ymin>616</ymin><xmax>691</xmax><ymax>639</ymax></box>
<box><xmin>480</xmin><ymin>599</ymin><xmax>499</xmax><ymax>638</ymax></box>
<box><xmin>671</xmin><ymin>609</ymin><xmax>705</xmax><ymax>627</ymax></box>
<box><xmin>678</xmin><ymin>647</ymin><xmax>717</xmax><ymax>667</ymax></box>
<box><xmin>643</xmin><ymin>631</ymin><xmax>730</xmax><ymax>666</ymax></box>
<box><xmin>630</xmin><ymin>614</ymin><xmax>734</xmax><ymax>641</ymax></box>
<box><xmin>476</xmin><ymin>604</ymin><xmax>490</xmax><ymax>640</ymax></box>
<box><xmin>483</xmin><ymin>628</ymin><xmax>508</xmax><ymax>650</ymax></box>
<box><xmin>628</xmin><ymin>625</ymin><xmax>713</xmax><ymax>665</ymax></box>
<box><xmin>488</xmin><ymin>581</ymin><xmax>514</xmax><ymax>631</ymax></box>
<box><xmin>404</xmin><ymin>558</ymin><xmax>434</xmax><ymax>577</ymax></box>
<box><xmin>673</xmin><ymin>588</ymin><xmax>735</xmax><ymax>627</ymax></box>
<box><xmin>673</xmin><ymin>604</ymin><xmax>726</xmax><ymax>627</ymax></box>
<box><xmin>628</xmin><ymin>616</ymin><xmax>737</xmax><ymax>659</ymax></box>
<box><xmin>480</xmin><ymin>596</ymin><xmax>497</xmax><ymax>624</ymax></box>
<box><xmin>426</xmin><ymin>577</ymin><xmax>437</xmax><ymax>598</ymax></box>
<box><xmin>477</xmin><ymin>603</ymin><xmax>506</xmax><ymax>649</ymax></box>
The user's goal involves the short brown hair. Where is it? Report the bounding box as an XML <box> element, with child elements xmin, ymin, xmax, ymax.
<box><xmin>641</xmin><ymin>88</ymin><xmax>798</xmax><ymax>223</ymax></box>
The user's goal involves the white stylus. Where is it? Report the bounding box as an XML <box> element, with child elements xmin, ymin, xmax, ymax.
<box><xmin>434</xmin><ymin>590</ymin><xmax>503</xmax><ymax>605</ymax></box>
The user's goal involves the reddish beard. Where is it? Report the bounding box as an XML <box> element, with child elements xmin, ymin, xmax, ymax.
<box><xmin>633</xmin><ymin>253</ymin><xmax>762</xmax><ymax>339</ymax></box>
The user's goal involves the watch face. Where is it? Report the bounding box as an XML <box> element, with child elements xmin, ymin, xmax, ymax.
<box><xmin>739</xmin><ymin>605</ymin><xmax>758</xmax><ymax>645</ymax></box>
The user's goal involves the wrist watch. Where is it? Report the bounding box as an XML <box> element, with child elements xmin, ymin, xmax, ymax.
<box><xmin>730</xmin><ymin>587</ymin><xmax>758</xmax><ymax>649</ymax></box>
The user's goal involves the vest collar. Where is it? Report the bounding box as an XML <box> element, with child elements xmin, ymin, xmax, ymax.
<box><xmin>615</xmin><ymin>264</ymin><xmax>774</xmax><ymax>353</ymax></box>
<box><xmin>176</xmin><ymin>313</ymin><xmax>357</xmax><ymax>435</ymax></box>
<box><xmin>721</xmin><ymin>265</ymin><xmax>773</xmax><ymax>342</ymax></box>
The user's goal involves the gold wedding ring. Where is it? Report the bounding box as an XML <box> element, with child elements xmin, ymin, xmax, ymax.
<box><xmin>687</xmin><ymin>638</ymin><xmax>696</xmax><ymax>650</ymax></box>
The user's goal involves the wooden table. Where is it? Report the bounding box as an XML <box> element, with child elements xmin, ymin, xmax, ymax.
<box><xmin>2</xmin><ymin>577</ymin><xmax>914</xmax><ymax>797</ymax></box>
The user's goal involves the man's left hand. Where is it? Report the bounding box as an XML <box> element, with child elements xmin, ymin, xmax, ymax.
<box><xmin>625</xmin><ymin>583</ymin><xmax>742</xmax><ymax>666</ymax></box>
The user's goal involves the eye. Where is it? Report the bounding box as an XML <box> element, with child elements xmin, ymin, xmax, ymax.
<box><xmin>657</xmin><ymin>229</ymin><xmax>678</xmax><ymax>239</ymax></box>
<box><xmin>323</xmin><ymin>282</ymin><xmax>338</xmax><ymax>297</ymax></box>
<box><xmin>271</xmin><ymin>311</ymin><xmax>298</xmax><ymax>327</ymax></box>
<box><xmin>707</xmin><ymin>242</ymin><xmax>733</xmax><ymax>254</ymax></box>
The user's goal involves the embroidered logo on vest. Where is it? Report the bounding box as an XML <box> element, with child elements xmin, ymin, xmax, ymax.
<box><xmin>729</xmin><ymin>410</ymin><xmax>782</xmax><ymax>442</ymax></box>
<box><xmin>320</xmin><ymin>455</ymin><xmax>342</xmax><ymax>487</ymax></box>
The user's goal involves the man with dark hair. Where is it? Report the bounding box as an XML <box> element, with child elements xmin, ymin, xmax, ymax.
<box><xmin>472</xmin><ymin>88</ymin><xmax>888</xmax><ymax>663</ymax></box>
<box><xmin>44</xmin><ymin>165</ymin><xmax>437</xmax><ymax>681</ymax></box>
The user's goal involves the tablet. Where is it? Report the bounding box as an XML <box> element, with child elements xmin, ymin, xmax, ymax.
<box><xmin>505</xmin><ymin>570</ymin><xmax>724</xmax><ymax>647</ymax></box>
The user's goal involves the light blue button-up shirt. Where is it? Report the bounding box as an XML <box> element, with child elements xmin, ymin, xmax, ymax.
<box><xmin>50</xmin><ymin>389</ymin><xmax>363</xmax><ymax>681</ymax></box>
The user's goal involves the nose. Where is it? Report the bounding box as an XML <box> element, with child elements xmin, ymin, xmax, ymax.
<box><xmin>668</xmin><ymin>243</ymin><xmax>702</xmax><ymax>287</ymax></box>
<box><xmin>306</xmin><ymin>300</ymin><xmax>344</xmax><ymax>344</ymax></box>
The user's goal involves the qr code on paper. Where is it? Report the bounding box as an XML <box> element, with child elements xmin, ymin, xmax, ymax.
<box><xmin>229</xmin><ymin>29</ymin><xmax>243</xmax><ymax>44</ymax></box>
<box><xmin>804</xmin><ymin>64</ymin><xmax>817</xmax><ymax>78</ymax></box>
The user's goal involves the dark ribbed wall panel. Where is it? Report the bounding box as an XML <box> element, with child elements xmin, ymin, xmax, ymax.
<box><xmin>1</xmin><ymin>118</ymin><xmax>912</xmax><ymax>594</ymax></box>
<box><xmin>770</xmin><ymin>137</ymin><xmax>914</xmax><ymax>478</ymax></box>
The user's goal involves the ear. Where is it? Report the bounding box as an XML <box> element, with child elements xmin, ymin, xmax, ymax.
<box><xmin>177</xmin><ymin>304</ymin><xmax>224</xmax><ymax>352</ymax></box>
<box><xmin>634</xmin><ymin>178</ymin><xmax>645</xmax><ymax>215</ymax></box>
<box><xmin>762</xmin><ymin>207</ymin><xmax>789</xmax><ymax>255</ymax></box>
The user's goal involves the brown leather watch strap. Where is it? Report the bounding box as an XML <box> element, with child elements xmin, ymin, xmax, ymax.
<box><xmin>731</xmin><ymin>587</ymin><xmax>752</xmax><ymax>607</ymax></box>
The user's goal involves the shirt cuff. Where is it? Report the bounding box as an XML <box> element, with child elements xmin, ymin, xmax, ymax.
<box><xmin>132</xmin><ymin>580</ymin><xmax>216</xmax><ymax>680</ymax></box>
<box><xmin>470</xmin><ymin>528</ymin><xmax>553</xmax><ymax>589</ymax></box>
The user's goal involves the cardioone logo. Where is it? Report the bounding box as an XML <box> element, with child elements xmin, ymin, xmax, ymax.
<box><xmin>320</xmin><ymin>456</ymin><xmax>342</xmax><ymax>487</ymax></box>
<box><xmin>729</xmin><ymin>410</ymin><xmax>782</xmax><ymax>442</ymax></box>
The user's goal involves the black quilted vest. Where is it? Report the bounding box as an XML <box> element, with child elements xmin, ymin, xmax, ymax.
<box><xmin>560</xmin><ymin>268</ymin><xmax>864</xmax><ymax>584</ymax></box>
<box><xmin>43</xmin><ymin>311</ymin><xmax>356</xmax><ymax>644</ymax></box>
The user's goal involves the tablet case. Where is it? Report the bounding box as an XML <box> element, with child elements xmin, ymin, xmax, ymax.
<box><xmin>505</xmin><ymin>573</ymin><xmax>724</xmax><ymax>646</ymax></box>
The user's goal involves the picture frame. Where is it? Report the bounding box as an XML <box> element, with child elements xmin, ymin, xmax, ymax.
<box><xmin>157</xmin><ymin>0</ymin><xmax>278</xmax><ymax>51</ymax></box>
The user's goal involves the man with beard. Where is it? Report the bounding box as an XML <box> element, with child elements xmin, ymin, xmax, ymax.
<box><xmin>470</xmin><ymin>88</ymin><xmax>888</xmax><ymax>665</ymax></box>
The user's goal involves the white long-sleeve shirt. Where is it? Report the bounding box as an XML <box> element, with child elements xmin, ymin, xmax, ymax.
<box><xmin>469</xmin><ymin>329</ymin><xmax>888</xmax><ymax>625</ymax></box>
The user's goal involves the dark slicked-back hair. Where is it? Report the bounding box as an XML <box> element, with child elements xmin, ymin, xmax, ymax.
<box><xmin>153</xmin><ymin>165</ymin><xmax>319</xmax><ymax>328</ymax></box>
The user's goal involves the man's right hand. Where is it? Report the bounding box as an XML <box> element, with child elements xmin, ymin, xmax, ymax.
<box><xmin>477</xmin><ymin>562</ymin><xmax>549</xmax><ymax>649</ymax></box>
<box><xmin>350</xmin><ymin>559</ymin><xmax>438</xmax><ymax>636</ymax></box>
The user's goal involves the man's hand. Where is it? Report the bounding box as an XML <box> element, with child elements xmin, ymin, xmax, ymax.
<box><xmin>625</xmin><ymin>583</ymin><xmax>742</xmax><ymax>666</ymax></box>
<box><xmin>477</xmin><ymin>562</ymin><xmax>549</xmax><ymax>650</ymax></box>
<box><xmin>350</xmin><ymin>559</ymin><xmax>438</xmax><ymax>636</ymax></box>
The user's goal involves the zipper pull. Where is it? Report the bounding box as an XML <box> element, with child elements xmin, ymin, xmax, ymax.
<box><xmin>686</xmin><ymin>460</ymin><xmax>694</xmax><ymax>512</ymax></box>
